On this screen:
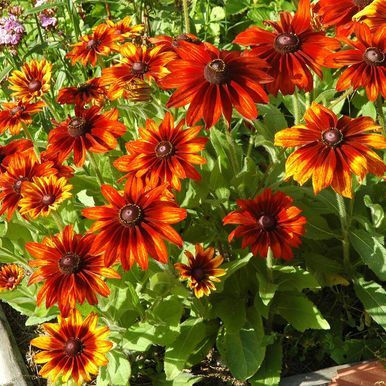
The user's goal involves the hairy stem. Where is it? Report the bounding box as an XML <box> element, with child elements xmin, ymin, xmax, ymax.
<box><xmin>375</xmin><ymin>96</ymin><xmax>385</xmax><ymax>135</ymax></box>
<box><xmin>51</xmin><ymin>210</ymin><xmax>64</xmax><ymax>232</ymax></box>
<box><xmin>336</xmin><ymin>193</ymin><xmax>350</xmax><ymax>271</ymax></box>
<box><xmin>329</xmin><ymin>88</ymin><xmax>353</xmax><ymax>109</ymax></box>
<box><xmin>266</xmin><ymin>247</ymin><xmax>274</xmax><ymax>282</ymax></box>
<box><xmin>88</xmin><ymin>152</ymin><xmax>105</xmax><ymax>185</ymax></box>
<box><xmin>182</xmin><ymin>0</ymin><xmax>190</xmax><ymax>34</ymax></box>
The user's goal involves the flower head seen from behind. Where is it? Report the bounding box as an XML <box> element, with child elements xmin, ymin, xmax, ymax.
<box><xmin>223</xmin><ymin>189</ymin><xmax>306</xmax><ymax>260</ymax></box>
<box><xmin>325</xmin><ymin>23</ymin><xmax>386</xmax><ymax>101</ymax></box>
<box><xmin>0</xmin><ymin>264</ymin><xmax>24</xmax><ymax>292</ymax></box>
<box><xmin>354</xmin><ymin>0</ymin><xmax>386</xmax><ymax>31</ymax></box>
<box><xmin>26</xmin><ymin>225</ymin><xmax>120</xmax><ymax>317</ymax></box>
<box><xmin>19</xmin><ymin>175</ymin><xmax>72</xmax><ymax>219</ymax></box>
<box><xmin>274</xmin><ymin>103</ymin><xmax>386</xmax><ymax>198</ymax></box>
<box><xmin>175</xmin><ymin>244</ymin><xmax>226</xmax><ymax>298</ymax></box>
<box><xmin>82</xmin><ymin>178</ymin><xmax>187</xmax><ymax>270</ymax></box>
<box><xmin>57</xmin><ymin>78</ymin><xmax>106</xmax><ymax>106</ymax></box>
<box><xmin>234</xmin><ymin>0</ymin><xmax>339</xmax><ymax>96</ymax></box>
<box><xmin>114</xmin><ymin>112</ymin><xmax>208</xmax><ymax>191</ymax></box>
<box><xmin>8</xmin><ymin>59</ymin><xmax>52</xmax><ymax>102</ymax></box>
<box><xmin>30</xmin><ymin>309</ymin><xmax>113</xmax><ymax>385</ymax></box>
<box><xmin>162</xmin><ymin>41</ymin><xmax>272</xmax><ymax>128</ymax></box>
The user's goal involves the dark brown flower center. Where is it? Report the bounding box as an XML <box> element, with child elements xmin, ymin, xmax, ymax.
<box><xmin>28</xmin><ymin>79</ymin><xmax>42</xmax><ymax>92</ymax></box>
<box><xmin>78</xmin><ymin>83</ymin><xmax>93</xmax><ymax>92</ymax></box>
<box><xmin>274</xmin><ymin>33</ymin><xmax>300</xmax><ymax>54</ymax></box>
<box><xmin>41</xmin><ymin>194</ymin><xmax>56</xmax><ymax>206</ymax></box>
<box><xmin>132</xmin><ymin>61</ymin><xmax>148</xmax><ymax>75</ymax></box>
<box><xmin>13</xmin><ymin>176</ymin><xmax>28</xmax><ymax>194</ymax></box>
<box><xmin>321</xmin><ymin>127</ymin><xmax>343</xmax><ymax>147</ymax></box>
<box><xmin>59</xmin><ymin>253</ymin><xmax>80</xmax><ymax>275</ymax></box>
<box><xmin>155</xmin><ymin>141</ymin><xmax>174</xmax><ymax>158</ymax></box>
<box><xmin>67</xmin><ymin>117</ymin><xmax>89</xmax><ymax>137</ymax></box>
<box><xmin>119</xmin><ymin>204</ymin><xmax>142</xmax><ymax>226</ymax></box>
<box><xmin>64</xmin><ymin>338</ymin><xmax>83</xmax><ymax>357</ymax></box>
<box><xmin>7</xmin><ymin>276</ymin><xmax>16</xmax><ymax>284</ymax></box>
<box><xmin>352</xmin><ymin>0</ymin><xmax>373</xmax><ymax>7</ymax></box>
<box><xmin>191</xmin><ymin>267</ymin><xmax>206</xmax><ymax>282</ymax></box>
<box><xmin>204</xmin><ymin>59</ymin><xmax>229</xmax><ymax>85</ymax></box>
<box><xmin>87</xmin><ymin>39</ymin><xmax>101</xmax><ymax>49</ymax></box>
<box><xmin>10</xmin><ymin>106</ymin><xmax>25</xmax><ymax>116</ymax></box>
<box><xmin>363</xmin><ymin>47</ymin><xmax>385</xmax><ymax>66</ymax></box>
<box><xmin>258</xmin><ymin>215</ymin><xmax>276</xmax><ymax>231</ymax></box>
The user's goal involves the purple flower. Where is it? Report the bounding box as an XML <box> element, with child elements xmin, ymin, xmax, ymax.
<box><xmin>40</xmin><ymin>15</ymin><xmax>57</xmax><ymax>28</ymax></box>
<box><xmin>0</xmin><ymin>15</ymin><xmax>24</xmax><ymax>46</ymax></box>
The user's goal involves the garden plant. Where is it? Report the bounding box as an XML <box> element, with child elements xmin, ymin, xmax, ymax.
<box><xmin>0</xmin><ymin>0</ymin><xmax>385</xmax><ymax>385</ymax></box>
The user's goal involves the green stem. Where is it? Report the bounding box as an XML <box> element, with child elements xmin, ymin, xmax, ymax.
<box><xmin>336</xmin><ymin>193</ymin><xmax>350</xmax><ymax>271</ymax></box>
<box><xmin>66</xmin><ymin>0</ymin><xmax>81</xmax><ymax>40</ymax></box>
<box><xmin>43</xmin><ymin>97</ymin><xmax>61</xmax><ymax>122</ymax></box>
<box><xmin>51</xmin><ymin>210</ymin><xmax>64</xmax><ymax>232</ymax></box>
<box><xmin>266</xmin><ymin>247</ymin><xmax>274</xmax><ymax>282</ymax></box>
<box><xmin>375</xmin><ymin>96</ymin><xmax>385</xmax><ymax>135</ymax></box>
<box><xmin>182</xmin><ymin>0</ymin><xmax>190</xmax><ymax>34</ymax></box>
<box><xmin>292</xmin><ymin>88</ymin><xmax>300</xmax><ymax>125</ymax></box>
<box><xmin>88</xmin><ymin>152</ymin><xmax>105</xmax><ymax>185</ymax></box>
<box><xmin>22</xmin><ymin>124</ymin><xmax>40</xmax><ymax>157</ymax></box>
<box><xmin>329</xmin><ymin>88</ymin><xmax>353</xmax><ymax>109</ymax></box>
<box><xmin>34</xmin><ymin>14</ymin><xmax>44</xmax><ymax>45</ymax></box>
<box><xmin>246</xmin><ymin>134</ymin><xmax>254</xmax><ymax>158</ymax></box>
<box><xmin>225</xmin><ymin>128</ymin><xmax>240</xmax><ymax>177</ymax></box>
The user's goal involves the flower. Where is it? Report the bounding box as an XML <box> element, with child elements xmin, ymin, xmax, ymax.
<box><xmin>40</xmin><ymin>15</ymin><xmax>57</xmax><ymax>29</ymax></box>
<box><xmin>223</xmin><ymin>189</ymin><xmax>306</xmax><ymax>260</ymax></box>
<box><xmin>45</xmin><ymin>106</ymin><xmax>126</xmax><ymax>166</ymax></box>
<box><xmin>354</xmin><ymin>0</ymin><xmax>386</xmax><ymax>31</ymax></box>
<box><xmin>149</xmin><ymin>33</ymin><xmax>202</xmax><ymax>53</ymax></box>
<box><xmin>104</xmin><ymin>16</ymin><xmax>143</xmax><ymax>40</ymax></box>
<box><xmin>82</xmin><ymin>179</ymin><xmax>187</xmax><ymax>270</ymax></box>
<box><xmin>324</xmin><ymin>24</ymin><xmax>386</xmax><ymax>101</ymax></box>
<box><xmin>0</xmin><ymin>15</ymin><xmax>24</xmax><ymax>47</ymax></box>
<box><xmin>115</xmin><ymin>78</ymin><xmax>151</xmax><ymax>102</ymax></box>
<box><xmin>66</xmin><ymin>23</ymin><xmax>120</xmax><ymax>66</ymax></box>
<box><xmin>114</xmin><ymin>112</ymin><xmax>207</xmax><ymax>190</ymax></box>
<box><xmin>26</xmin><ymin>225</ymin><xmax>120</xmax><ymax>317</ymax></box>
<box><xmin>0</xmin><ymin>150</ymin><xmax>56</xmax><ymax>220</ymax></box>
<box><xmin>57</xmin><ymin>78</ymin><xmax>106</xmax><ymax>106</ymax></box>
<box><xmin>174</xmin><ymin>244</ymin><xmax>226</xmax><ymax>298</ymax></box>
<box><xmin>19</xmin><ymin>175</ymin><xmax>72</xmax><ymax>219</ymax></box>
<box><xmin>0</xmin><ymin>264</ymin><xmax>24</xmax><ymax>291</ymax></box>
<box><xmin>0</xmin><ymin>100</ymin><xmax>45</xmax><ymax>135</ymax></box>
<box><xmin>234</xmin><ymin>0</ymin><xmax>339</xmax><ymax>96</ymax></box>
<box><xmin>162</xmin><ymin>41</ymin><xmax>272</xmax><ymax>128</ymax></box>
<box><xmin>0</xmin><ymin>139</ymin><xmax>33</xmax><ymax>173</ymax></box>
<box><xmin>30</xmin><ymin>309</ymin><xmax>113</xmax><ymax>385</ymax></box>
<box><xmin>8</xmin><ymin>59</ymin><xmax>52</xmax><ymax>102</ymax></box>
<box><xmin>274</xmin><ymin>103</ymin><xmax>386</xmax><ymax>198</ymax></box>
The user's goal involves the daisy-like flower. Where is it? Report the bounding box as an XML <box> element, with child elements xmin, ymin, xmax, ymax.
<box><xmin>115</xmin><ymin>78</ymin><xmax>152</xmax><ymax>102</ymax></box>
<box><xmin>30</xmin><ymin>309</ymin><xmax>113</xmax><ymax>385</ymax></box>
<box><xmin>162</xmin><ymin>41</ymin><xmax>272</xmax><ymax>128</ymax></box>
<box><xmin>114</xmin><ymin>112</ymin><xmax>208</xmax><ymax>190</ymax></box>
<box><xmin>174</xmin><ymin>244</ymin><xmax>226</xmax><ymax>298</ymax></box>
<box><xmin>66</xmin><ymin>23</ymin><xmax>120</xmax><ymax>66</ymax></box>
<box><xmin>8</xmin><ymin>59</ymin><xmax>52</xmax><ymax>102</ymax></box>
<box><xmin>104</xmin><ymin>16</ymin><xmax>143</xmax><ymax>41</ymax></box>
<box><xmin>100</xmin><ymin>43</ymin><xmax>176</xmax><ymax>99</ymax></box>
<box><xmin>82</xmin><ymin>179</ymin><xmax>187</xmax><ymax>270</ymax></box>
<box><xmin>325</xmin><ymin>24</ymin><xmax>386</xmax><ymax>101</ymax></box>
<box><xmin>233</xmin><ymin>0</ymin><xmax>340</xmax><ymax>96</ymax></box>
<box><xmin>0</xmin><ymin>264</ymin><xmax>24</xmax><ymax>291</ymax></box>
<box><xmin>223</xmin><ymin>189</ymin><xmax>306</xmax><ymax>260</ymax></box>
<box><xmin>0</xmin><ymin>139</ymin><xmax>33</xmax><ymax>173</ymax></box>
<box><xmin>150</xmin><ymin>33</ymin><xmax>202</xmax><ymax>53</ymax></box>
<box><xmin>0</xmin><ymin>100</ymin><xmax>45</xmax><ymax>135</ymax></box>
<box><xmin>274</xmin><ymin>103</ymin><xmax>386</xmax><ymax>198</ymax></box>
<box><xmin>40</xmin><ymin>151</ymin><xmax>74</xmax><ymax>179</ymax></box>
<box><xmin>354</xmin><ymin>0</ymin><xmax>386</xmax><ymax>31</ymax></box>
<box><xmin>26</xmin><ymin>225</ymin><xmax>120</xmax><ymax>317</ymax></box>
<box><xmin>19</xmin><ymin>175</ymin><xmax>72</xmax><ymax>219</ymax></box>
<box><xmin>45</xmin><ymin>106</ymin><xmax>126</xmax><ymax>166</ymax></box>
<box><xmin>0</xmin><ymin>150</ymin><xmax>56</xmax><ymax>220</ymax></box>
<box><xmin>57</xmin><ymin>78</ymin><xmax>106</xmax><ymax>106</ymax></box>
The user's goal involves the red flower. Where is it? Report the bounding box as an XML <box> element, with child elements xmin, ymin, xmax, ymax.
<box><xmin>57</xmin><ymin>78</ymin><xmax>106</xmax><ymax>106</ymax></box>
<box><xmin>149</xmin><ymin>33</ymin><xmax>202</xmax><ymax>53</ymax></box>
<box><xmin>223</xmin><ymin>189</ymin><xmax>306</xmax><ymax>260</ymax></box>
<box><xmin>0</xmin><ymin>139</ymin><xmax>33</xmax><ymax>173</ymax></box>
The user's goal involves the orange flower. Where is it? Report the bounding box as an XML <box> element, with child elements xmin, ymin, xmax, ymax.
<box><xmin>0</xmin><ymin>264</ymin><xmax>24</xmax><ymax>291</ymax></box>
<box><xmin>57</xmin><ymin>78</ymin><xmax>106</xmax><ymax>106</ymax></box>
<box><xmin>0</xmin><ymin>139</ymin><xmax>33</xmax><ymax>173</ymax></box>
<box><xmin>354</xmin><ymin>0</ymin><xmax>386</xmax><ymax>31</ymax></box>
<box><xmin>104</xmin><ymin>16</ymin><xmax>143</xmax><ymax>40</ymax></box>
<box><xmin>0</xmin><ymin>100</ymin><xmax>45</xmax><ymax>135</ymax></box>
<box><xmin>19</xmin><ymin>175</ymin><xmax>72</xmax><ymax>219</ymax></box>
<box><xmin>325</xmin><ymin>24</ymin><xmax>386</xmax><ymax>101</ymax></box>
<box><xmin>223</xmin><ymin>189</ymin><xmax>306</xmax><ymax>260</ymax></box>
<box><xmin>274</xmin><ymin>103</ymin><xmax>386</xmax><ymax>198</ymax></box>
<box><xmin>26</xmin><ymin>225</ymin><xmax>120</xmax><ymax>317</ymax></box>
<box><xmin>30</xmin><ymin>309</ymin><xmax>112</xmax><ymax>385</ymax></box>
<box><xmin>175</xmin><ymin>244</ymin><xmax>226</xmax><ymax>298</ymax></box>
<box><xmin>8</xmin><ymin>59</ymin><xmax>52</xmax><ymax>102</ymax></box>
<box><xmin>66</xmin><ymin>23</ymin><xmax>120</xmax><ymax>66</ymax></box>
<box><xmin>162</xmin><ymin>41</ymin><xmax>272</xmax><ymax>128</ymax></box>
<box><xmin>150</xmin><ymin>33</ymin><xmax>202</xmax><ymax>53</ymax></box>
<box><xmin>82</xmin><ymin>179</ymin><xmax>187</xmax><ymax>270</ymax></box>
<box><xmin>0</xmin><ymin>150</ymin><xmax>56</xmax><ymax>220</ymax></box>
<box><xmin>45</xmin><ymin>106</ymin><xmax>126</xmax><ymax>166</ymax></box>
<box><xmin>40</xmin><ymin>151</ymin><xmax>74</xmax><ymax>179</ymax></box>
<box><xmin>234</xmin><ymin>0</ymin><xmax>339</xmax><ymax>96</ymax></box>
<box><xmin>100</xmin><ymin>43</ymin><xmax>175</xmax><ymax>99</ymax></box>
<box><xmin>114</xmin><ymin>112</ymin><xmax>207</xmax><ymax>190</ymax></box>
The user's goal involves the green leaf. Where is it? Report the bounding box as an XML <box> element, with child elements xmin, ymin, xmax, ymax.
<box><xmin>256</xmin><ymin>271</ymin><xmax>278</xmax><ymax>306</ymax></box>
<box><xmin>210</xmin><ymin>6</ymin><xmax>225</xmax><ymax>21</ymax></box>
<box><xmin>151</xmin><ymin>295</ymin><xmax>184</xmax><ymax>326</ymax></box>
<box><xmin>211</xmin><ymin>295</ymin><xmax>246</xmax><ymax>331</ymax></box>
<box><xmin>76</xmin><ymin>190</ymin><xmax>95</xmax><ymax>207</ymax></box>
<box><xmin>99</xmin><ymin>350</ymin><xmax>131</xmax><ymax>386</ymax></box>
<box><xmin>354</xmin><ymin>277</ymin><xmax>386</xmax><ymax>330</ymax></box>
<box><xmin>364</xmin><ymin>195</ymin><xmax>384</xmax><ymax>228</ymax></box>
<box><xmin>152</xmin><ymin>372</ymin><xmax>202</xmax><ymax>386</ymax></box>
<box><xmin>349</xmin><ymin>229</ymin><xmax>386</xmax><ymax>281</ymax></box>
<box><xmin>274</xmin><ymin>292</ymin><xmax>330</xmax><ymax>332</ymax></box>
<box><xmin>225</xmin><ymin>0</ymin><xmax>250</xmax><ymax>14</ymax></box>
<box><xmin>273</xmin><ymin>266</ymin><xmax>320</xmax><ymax>291</ymax></box>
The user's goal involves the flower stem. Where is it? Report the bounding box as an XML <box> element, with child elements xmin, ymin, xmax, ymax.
<box><xmin>336</xmin><ymin>193</ymin><xmax>350</xmax><ymax>272</ymax></box>
<box><xmin>51</xmin><ymin>210</ymin><xmax>64</xmax><ymax>232</ymax></box>
<box><xmin>225</xmin><ymin>128</ymin><xmax>240</xmax><ymax>177</ymax></box>
<box><xmin>43</xmin><ymin>97</ymin><xmax>61</xmax><ymax>122</ymax></box>
<box><xmin>266</xmin><ymin>247</ymin><xmax>274</xmax><ymax>282</ymax></box>
<box><xmin>66</xmin><ymin>0</ymin><xmax>81</xmax><ymax>40</ymax></box>
<box><xmin>375</xmin><ymin>96</ymin><xmax>385</xmax><ymax>135</ymax></box>
<box><xmin>182</xmin><ymin>0</ymin><xmax>190</xmax><ymax>34</ymax></box>
<box><xmin>34</xmin><ymin>14</ymin><xmax>44</xmax><ymax>45</ymax></box>
<box><xmin>292</xmin><ymin>88</ymin><xmax>300</xmax><ymax>125</ymax></box>
<box><xmin>88</xmin><ymin>152</ymin><xmax>105</xmax><ymax>185</ymax></box>
<box><xmin>22</xmin><ymin>124</ymin><xmax>40</xmax><ymax>157</ymax></box>
<box><xmin>329</xmin><ymin>87</ymin><xmax>353</xmax><ymax>109</ymax></box>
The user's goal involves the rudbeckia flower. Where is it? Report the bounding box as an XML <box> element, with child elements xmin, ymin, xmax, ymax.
<box><xmin>354</xmin><ymin>0</ymin><xmax>386</xmax><ymax>31</ymax></box>
<box><xmin>0</xmin><ymin>264</ymin><xmax>24</xmax><ymax>291</ymax></box>
<box><xmin>30</xmin><ymin>309</ymin><xmax>113</xmax><ymax>385</ymax></box>
<box><xmin>234</xmin><ymin>0</ymin><xmax>340</xmax><ymax>96</ymax></box>
<box><xmin>150</xmin><ymin>33</ymin><xmax>202</xmax><ymax>53</ymax></box>
<box><xmin>0</xmin><ymin>139</ymin><xmax>33</xmax><ymax>173</ymax></box>
<box><xmin>114</xmin><ymin>112</ymin><xmax>208</xmax><ymax>190</ymax></box>
<box><xmin>274</xmin><ymin>103</ymin><xmax>386</xmax><ymax>198</ymax></box>
<box><xmin>175</xmin><ymin>244</ymin><xmax>226</xmax><ymax>298</ymax></box>
<box><xmin>82</xmin><ymin>178</ymin><xmax>187</xmax><ymax>270</ymax></box>
<box><xmin>223</xmin><ymin>189</ymin><xmax>306</xmax><ymax>260</ymax></box>
<box><xmin>57</xmin><ymin>78</ymin><xmax>106</xmax><ymax>106</ymax></box>
<box><xmin>104</xmin><ymin>16</ymin><xmax>143</xmax><ymax>41</ymax></box>
<box><xmin>26</xmin><ymin>225</ymin><xmax>120</xmax><ymax>317</ymax></box>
